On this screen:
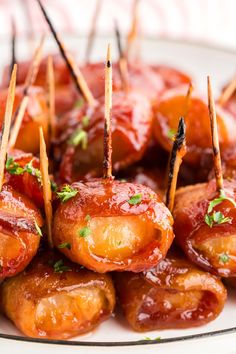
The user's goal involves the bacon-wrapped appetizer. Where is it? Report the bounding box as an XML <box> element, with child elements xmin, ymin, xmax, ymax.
<box><xmin>151</xmin><ymin>65</ymin><xmax>192</xmax><ymax>90</ymax></box>
<box><xmin>5</xmin><ymin>149</ymin><xmax>44</xmax><ymax>208</ymax></box>
<box><xmin>81</xmin><ymin>61</ymin><xmax>164</xmax><ymax>100</ymax></box>
<box><xmin>0</xmin><ymin>184</ymin><xmax>43</xmax><ymax>279</ymax></box>
<box><xmin>0</xmin><ymin>66</ymin><xmax>43</xmax><ymax>279</ymax></box>
<box><xmin>2</xmin><ymin>54</ymin><xmax>69</xmax><ymax>89</ymax></box>
<box><xmin>115</xmin><ymin>250</ymin><xmax>227</xmax><ymax>331</ymax></box>
<box><xmin>118</xmin><ymin>166</ymin><xmax>165</xmax><ymax>197</ymax></box>
<box><xmin>174</xmin><ymin>179</ymin><xmax>236</xmax><ymax>277</ymax></box>
<box><xmin>0</xmin><ymin>251</ymin><xmax>115</xmax><ymax>339</ymax></box>
<box><xmin>153</xmin><ymin>85</ymin><xmax>236</xmax><ymax>167</ymax></box>
<box><xmin>58</xmin><ymin>90</ymin><xmax>152</xmax><ymax>181</ymax></box>
<box><xmin>53</xmin><ymin>179</ymin><xmax>173</xmax><ymax>273</ymax></box>
<box><xmin>0</xmin><ymin>85</ymin><xmax>49</xmax><ymax>154</ymax></box>
<box><xmin>53</xmin><ymin>45</ymin><xmax>174</xmax><ymax>273</ymax></box>
<box><xmin>174</xmin><ymin>77</ymin><xmax>236</xmax><ymax>277</ymax></box>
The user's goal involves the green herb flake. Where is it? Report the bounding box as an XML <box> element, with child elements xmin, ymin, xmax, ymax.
<box><xmin>167</xmin><ymin>129</ymin><xmax>176</xmax><ymax>140</ymax></box>
<box><xmin>58</xmin><ymin>242</ymin><xmax>71</xmax><ymax>250</ymax></box>
<box><xmin>128</xmin><ymin>194</ymin><xmax>142</xmax><ymax>205</ymax></box>
<box><xmin>79</xmin><ymin>226</ymin><xmax>91</xmax><ymax>238</ymax></box>
<box><xmin>85</xmin><ymin>214</ymin><xmax>91</xmax><ymax>222</ymax></box>
<box><xmin>57</xmin><ymin>185</ymin><xmax>78</xmax><ymax>203</ymax></box>
<box><xmin>74</xmin><ymin>98</ymin><xmax>84</xmax><ymax>109</ymax></box>
<box><xmin>219</xmin><ymin>253</ymin><xmax>230</xmax><ymax>264</ymax></box>
<box><xmin>50</xmin><ymin>180</ymin><xmax>58</xmax><ymax>192</ymax></box>
<box><xmin>53</xmin><ymin>259</ymin><xmax>71</xmax><ymax>273</ymax></box>
<box><xmin>207</xmin><ymin>189</ymin><xmax>236</xmax><ymax>214</ymax></box>
<box><xmin>82</xmin><ymin>115</ymin><xmax>90</xmax><ymax>128</ymax></box>
<box><xmin>34</xmin><ymin>220</ymin><xmax>43</xmax><ymax>237</ymax></box>
<box><xmin>205</xmin><ymin>211</ymin><xmax>232</xmax><ymax>228</ymax></box>
<box><xmin>24</xmin><ymin>159</ymin><xmax>42</xmax><ymax>184</ymax></box>
<box><xmin>143</xmin><ymin>336</ymin><xmax>161</xmax><ymax>341</ymax></box>
<box><xmin>5</xmin><ymin>157</ymin><xmax>24</xmax><ymax>175</ymax></box>
<box><xmin>68</xmin><ymin>128</ymin><xmax>88</xmax><ymax>149</ymax></box>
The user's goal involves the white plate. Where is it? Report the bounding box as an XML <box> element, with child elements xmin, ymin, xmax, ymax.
<box><xmin>1</xmin><ymin>35</ymin><xmax>236</xmax><ymax>354</ymax></box>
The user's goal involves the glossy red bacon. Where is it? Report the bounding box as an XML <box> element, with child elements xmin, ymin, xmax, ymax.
<box><xmin>0</xmin><ymin>85</ymin><xmax>49</xmax><ymax>154</ymax></box>
<box><xmin>5</xmin><ymin>149</ymin><xmax>44</xmax><ymax>208</ymax></box>
<box><xmin>58</xmin><ymin>90</ymin><xmax>153</xmax><ymax>182</ymax></box>
<box><xmin>0</xmin><ymin>251</ymin><xmax>115</xmax><ymax>339</ymax></box>
<box><xmin>153</xmin><ymin>85</ymin><xmax>236</xmax><ymax>167</ymax></box>
<box><xmin>115</xmin><ymin>251</ymin><xmax>226</xmax><ymax>331</ymax></box>
<box><xmin>0</xmin><ymin>185</ymin><xmax>43</xmax><ymax>279</ymax></box>
<box><xmin>53</xmin><ymin>179</ymin><xmax>174</xmax><ymax>273</ymax></box>
<box><xmin>174</xmin><ymin>179</ymin><xmax>236</xmax><ymax>277</ymax></box>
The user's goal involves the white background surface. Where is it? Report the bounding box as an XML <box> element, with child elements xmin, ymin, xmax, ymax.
<box><xmin>0</xmin><ymin>0</ymin><xmax>236</xmax><ymax>50</ymax></box>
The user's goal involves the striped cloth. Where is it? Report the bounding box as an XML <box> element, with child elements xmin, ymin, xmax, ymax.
<box><xmin>0</xmin><ymin>0</ymin><xmax>236</xmax><ymax>50</ymax></box>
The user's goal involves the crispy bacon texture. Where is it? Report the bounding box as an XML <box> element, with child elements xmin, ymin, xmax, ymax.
<box><xmin>2</xmin><ymin>54</ymin><xmax>70</xmax><ymax>88</ymax></box>
<box><xmin>153</xmin><ymin>85</ymin><xmax>236</xmax><ymax>166</ymax></box>
<box><xmin>81</xmin><ymin>62</ymin><xmax>164</xmax><ymax>100</ymax></box>
<box><xmin>0</xmin><ymin>85</ymin><xmax>49</xmax><ymax>154</ymax></box>
<box><xmin>151</xmin><ymin>65</ymin><xmax>191</xmax><ymax>89</ymax></box>
<box><xmin>53</xmin><ymin>179</ymin><xmax>174</xmax><ymax>273</ymax></box>
<box><xmin>57</xmin><ymin>90</ymin><xmax>153</xmax><ymax>182</ymax></box>
<box><xmin>174</xmin><ymin>179</ymin><xmax>236</xmax><ymax>277</ymax></box>
<box><xmin>0</xmin><ymin>185</ymin><xmax>43</xmax><ymax>279</ymax></box>
<box><xmin>115</xmin><ymin>251</ymin><xmax>227</xmax><ymax>331</ymax></box>
<box><xmin>0</xmin><ymin>251</ymin><xmax>115</xmax><ymax>339</ymax></box>
<box><xmin>118</xmin><ymin>166</ymin><xmax>165</xmax><ymax>197</ymax></box>
<box><xmin>2</xmin><ymin>55</ymin><xmax>78</xmax><ymax>116</ymax></box>
<box><xmin>5</xmin><ymin>149</ymin><xmax>44</xmax><ymax>208</ymax></box>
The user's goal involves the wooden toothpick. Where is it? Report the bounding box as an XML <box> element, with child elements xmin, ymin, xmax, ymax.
<box><xmin>0</xmin><ymin>64</ymin><xmax>17</xmax><ymax>191</ymax></box>
<box><xmin>36</xmin><ymin>0</ymin><xmax>96</xmax><ymax>107</ymax></box>
<box><xmin>24</xmin><ymin>35</ymin><xmax>45</xmax><ymax>95</ymax></box>
<box><xmin>8</xmin><ymin>96</ymin><xmax>29</xmax><ymax>149</ymax></box>
<box><xmin>166</xmin><ymin>117</ymin><xmax>186</xmax><ymax>212</ymax></box>
<box><xmin>47</xmin><ymin>56</ymin><xmax>56</xmax><ymax>140</ymax></box>
<box><xmin>114</xmin><ymin>21</ymin><xmax>129</xmax><ymax>91</ymax></box>
<box><xmin>9</xmin><ymin>17</ymin><xmax>16</xmax><ymax>82</ymax></box>
<box><xmin>9</xmin><ymin>36</ymin><xmax>44</xmax><ymax>146</ymax></box>
<box><xmin>218</xmin><ymin>75</ymin><xmax>236</xmax><ymax>106</ymax></box>
<box><xmin>207</xmin><ymin>76</ymin><xmax>224</xmax><ymax>192</ymax></box>
<box><xmin>183</xmin><ymin>82</ymin><xmax>193</xmax><ymax>117</ymax></box>
<box><xmin>103</xmin><ymin>44</ymin><xmax>113</xmax><ymax>179</ymax></box>
<box><xmin>85</xmin><ymin>0</ymin><xmax>103</xmax><ymax>62</ymax></box>
<box><xmin>39</xmin><ymin>126</ymin><xmax>53</xmax><ymax>248</ymax></box>
<box><xmin>126</xmin><ymin>0</ymin><xmax>140</xmax><ymax>59</ymax></box>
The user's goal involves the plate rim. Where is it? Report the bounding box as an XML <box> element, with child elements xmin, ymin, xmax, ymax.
<box><xmin>1</xmin><ymin>326</ymin><xmax>236</xmax><ymax>347</ymax></box>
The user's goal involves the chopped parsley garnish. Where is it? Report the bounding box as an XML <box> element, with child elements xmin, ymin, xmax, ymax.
<box><xmin>167</xmin><ymin>129</ymin><xmax>176</xmax><ymax>140</ymax></box>
<box><xmin>204</xmin><ymin>211</ymin><xmax>232</xmax><ymax>228</ymax></box>
<box><xmin>5</xmin><ymin>157</ymin><xmax>24</xmax><ymax>175</ymax></box>
<box><xmin>205</xmin><ymin>189</ymin><xmax>235</xmax><ymax>228</ymax></box>
<box><xmin>82</xmin><ymin>115</ymin><xmax>90</xmax><ymax>128</ymax></box>
<box><xmin>57</xmin><ymin>185</ymin><xmax>78</xmax><ymax>203</ymax></box>
<box><xmin>85</xmin><ymin>214</ymin><xmax>91</xmax><ymax>221</ymax></box>
<box><xmin>34</xmin><ymin>220</ymin><xmax>43</xmax><ymax>237</ymax></box>
<box><xmin>207</xmin><ymin>190</ymin><xmax>236</xmax><ymax>213</ymax></box>
<box><xmin>53</xmin><ymin>259</ymin><xmax>71</xmax><ymax>273</ymax></box>
<box><xmin>68</xmin><ymin>128</ymin><xmax>88</xmax><ymax>149</ymax></box>
<box><xmin>219</xmin><ymin>253</ymin><xmax>230</xmax><ymax>264</ymax></box>
<box><xmin>74</xmin><ymin>98</ymin><xmax>84</xmax><ymax>109</ymax></box>
<box><xmin>24</xmin><ymin>159</ymin><xmax>42</xmax><ymax>184</ymax></box>
<box><xmin>58</xmin><ymin>242</ymin><xmax>71</xmax><ymax>250</ymax></box>
<box><xmin>143</xmin><ymin>336</ymin><xmax>161</xmax><ymax>341</ymax></box>
<box><xmin>79</xmin><ymin>226</ymin><xmax>91</xmax><ymax>238</ymax></box>
<box><xmin>5</xmin><ymin>157</ymin><xmax>42</xmax><ymax>184</ymax></box>
<box><xmin>50</xmin><ymin>180</ymin><xmax>58</xmax><ymax>192</ymax></box>
<box><xmin>128</xmin><ymin>194</ymin><xmax>142</xmax><ymax>205</ymax></box>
